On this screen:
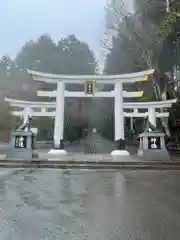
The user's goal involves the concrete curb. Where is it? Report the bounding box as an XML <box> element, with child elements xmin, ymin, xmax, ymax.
<box><xmin>0</xmin><ymin>162</ymin><xmax>180</xmax><ymax>170</ymax></box>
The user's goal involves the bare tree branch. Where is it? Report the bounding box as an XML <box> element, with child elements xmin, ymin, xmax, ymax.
<box><xmin>102</xmin><ymin>0</ymin><xmax>173</xmax><ymax>135</ymax></box>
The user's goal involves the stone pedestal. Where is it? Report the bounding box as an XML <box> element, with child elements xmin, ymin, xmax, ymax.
<box><xmin>137</xmin><ymin>131</ymin><xmax>170</xmax><ymax>161</ymax></box>
<box><xmin>6</xmin><ymin>130</ymin><xmax>38</xmax><ymax>160</ymax></box>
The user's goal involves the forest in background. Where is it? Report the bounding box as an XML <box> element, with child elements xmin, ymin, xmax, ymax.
<box><xmin>0</xmin><ymin>34</ymin><xmax>98</xmax><ymax>141</ymax></box>
<box><xmin>0</xmin><ymin>0</ymin><xmax>180</xmax><ymax>142</ymax></box>
<box><xmin>100</xmin><ymin>0</ymin><xmax>180</xmax><ymax>139</ymax></box>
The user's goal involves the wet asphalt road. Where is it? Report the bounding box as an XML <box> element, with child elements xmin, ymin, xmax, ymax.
<box><xmin>0</xmin><ymin>170</ymin><xmax>180</xmax><ymax>239</ymax></box>
<box><xmin>1</xmin><ymin>136</ymin><xmax>180</xmax><ymax>239</ymax></box>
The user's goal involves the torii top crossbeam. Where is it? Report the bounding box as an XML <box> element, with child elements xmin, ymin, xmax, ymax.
<box><xmin>26</xmin><ymin>69</ymin><xmax>155</xmax><ymax>84</ymax></box>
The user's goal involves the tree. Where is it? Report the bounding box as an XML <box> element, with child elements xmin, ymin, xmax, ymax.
<box><xmin>14</xmin><ymin>34</ymin><xmax>98</xmax><ymax>141</ymax></box>
<box><xmin>104</xmin><ymin>0</ymin><xmax>180</xmax><ymax>88</ymax></box>
<box><xmin>56</xmin><ymin>34</ymin><xmax>97</xmax><ymax>74</ymax></box>
<box><xmin>15</xmin><ymin>34</ymin><xmax>97</xmax><ymax>75</ymax></box>
<box><xmin>15</xmin><ymin>35</ymin><xmax>57</xmax><ymax>72</ymax></box>
<box><xmin>0</xmin><ymin>104</ymin><xmax>13</xmax><ymax>141</ymax></box>
<box><xmin>101</xmin><ymin>0</ymin><xmax>180</xmax><ymax>137</ymax></box>
<box><xmin>134</xmin><ymin>0</ymin><xmax>180</xmax><ymax>73</ymax></box>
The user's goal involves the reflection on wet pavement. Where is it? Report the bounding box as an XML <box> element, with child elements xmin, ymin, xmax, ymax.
<box><xmin>0</xmin><ymin>170</ymin><xmax>180</xmax><ymax>239</ymax></box>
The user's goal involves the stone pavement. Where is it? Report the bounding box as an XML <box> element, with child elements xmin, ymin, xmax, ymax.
<box><xmin>37</xmin><ymin>134</ymin><xmax>138</xmax><ymax>161</ymax></box>
<box><xmin>34</xmin><ymin>133</ymin><xmax>139</xmax><ymax>161</ymax></box>
<box><xmin>82</xmin><ymin>133</ymin><xmax>137</xmax><ymax>154</ymax></box>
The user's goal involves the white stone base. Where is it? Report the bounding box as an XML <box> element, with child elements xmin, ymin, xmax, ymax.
<box><xmin>111</xmin><ymin>150</ymin><xmax>130</xmax><ymax>156</ymax></box>
<box><xmin>48</xmin><ymin>149</ymin><xmax>68</xmax><ymax>156</ymax></box>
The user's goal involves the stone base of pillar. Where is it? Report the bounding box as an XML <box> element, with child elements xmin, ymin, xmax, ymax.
<box><xmin>48</xmin><ymin>140</ymin><xmax>68</xmax><ymax>157</ymax></box>
<box><xmin>111</xmin><ymin>139</ymin><xmax>130</xmax><ymax>157</ymax></box>
<box><xmin>48</xmin><ymin>149</ymin><xmax>68</xmax><ymax>156</ymax></box>
<box><xmin>111</xmin><ymin>150</ymin><xmax>130</xmax><ymax>156</ymax></box>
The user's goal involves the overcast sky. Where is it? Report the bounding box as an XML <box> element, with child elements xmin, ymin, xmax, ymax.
<box><xmin>0</xmin><ymin>0</ymin><xmax>133</xmax><ymax>63</ymax></box>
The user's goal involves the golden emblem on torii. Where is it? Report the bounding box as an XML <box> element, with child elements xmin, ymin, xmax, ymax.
<box><xmin>84</xmin><ymin>81</ymin><xmax>95</xmax><ymax>95</ymax></box>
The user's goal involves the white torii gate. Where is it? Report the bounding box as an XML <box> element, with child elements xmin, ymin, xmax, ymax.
<box><xmin>5</xmin><ymin>97</ymin><xmax>175</xmax><ymax>120</ymax></box>
<box><xmin>24</xmin><ymin>68</ymin><xmax>157</xmax><ymax>157</ymax></box>
<box><xmin>5</xmin><ymin>97</ymin><xmax>175</xmax><ymax>157</ymax></box>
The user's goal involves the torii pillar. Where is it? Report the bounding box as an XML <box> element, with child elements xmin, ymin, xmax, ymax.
<box><xmin>48</xmin><ymin>82</ymin><xmax>67</xmax><ymax>156</ymax></box>
<box><xmin>111</xmin><ymin>82</ymin><xmax>130</xmax><ymax>157</ymax></box>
